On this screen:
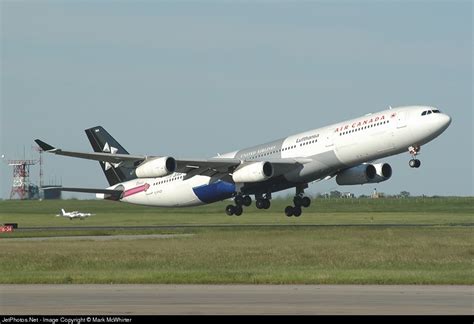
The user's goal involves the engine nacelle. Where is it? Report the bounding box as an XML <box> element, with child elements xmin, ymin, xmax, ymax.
<box><xmin>372</xmin><ymin>163</ymin><xmax>392</xmax><ymax>183</ymax></box>
<box><xmin>336</xmin><ymin>163</ymin><xmax>392</xmax><ymax>185</ymax></box>
<box><xmin>135</xmin><ymin>157</ymin><xmax>176</xmax><ymax>178</ymax></box>
<box><xmin>232</xmin><ymin>161</ymin><xmax>274</xmax><ymax>183</ymax></box>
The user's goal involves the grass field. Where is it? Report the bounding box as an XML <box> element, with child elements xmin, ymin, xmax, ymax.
<box><xmin>1</xmin><ymin>197</ymin><xmax>472</xmax><ymax>227</ymax></box>
<box><xmin>0</xmin><ymin>197</ymin><xmax>472</xmax><ymax>284</ymax></box>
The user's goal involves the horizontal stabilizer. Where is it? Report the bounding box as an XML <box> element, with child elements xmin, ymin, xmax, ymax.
<box><xmin>43</xmin><ymin>187</ymin><xmax>123</xmax><ymax>197</ymax></box>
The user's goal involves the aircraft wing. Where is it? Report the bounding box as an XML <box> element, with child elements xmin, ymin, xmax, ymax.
<box><xmin>176</xmin><ymin>158</ymin><xmax>309</xmax><ymax>179</ymax></box>
<box><xmin>176</xmin><ymin>158</ymin><xmax>241</xmax><ymax>178</ymax></box>
<box><xmin>36</xmin><ymin>139</ymin><xmax>311</xmax><ymax>179</ymax></box>
<box><xmin>35</xmin><ymin>139</ymin><xmax>145</xmax><ymax>164</ymax></box>
<box><xmin>35</xmin><ymin>139</ymin><xmax>242</xmax><ymax>176</ymax></box>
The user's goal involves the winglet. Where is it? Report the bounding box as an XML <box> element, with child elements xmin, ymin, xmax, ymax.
<box><xmin>35</xmin><ymin>139</ymin><xmax>56</xmax><ymax>152</ymax></box>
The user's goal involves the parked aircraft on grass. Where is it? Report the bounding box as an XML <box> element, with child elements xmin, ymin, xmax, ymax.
<box><xmin>37</xmin><ymin>105</ymin><xmax>451</xmax><ymax>217</ymax></box>
<box><xmin>56</xmin><ymin>209</ymin><xmax>94</xmax><ymax>220</ymax></box>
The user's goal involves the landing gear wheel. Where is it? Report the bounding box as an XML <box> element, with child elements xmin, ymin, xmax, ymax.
<box><xmin>243</xmin><ymin>196</ymin><xmax>252</xmax><ymax>207</ymax></box>
<box><xmin>293</xmin><ymin>196</ymin><xmax>303</xmax><ymax>207</ymax></box>
<box><xmin>256</xmin><ymin>199</ymin><xmax>271</xmax><ymax>209</ymax></box>
<box><xmin>229</xmin><ymin>194</ymin><xmax>249</xmax><ymax>216</ymax></box>
<box><xmin>293</xmin><ymin>207</ymin><xmax>302</xmax><ymax>217</ymax></box>
<box><xmin>263</xmin><ymin>199</ymin><xmax>271</xmax><ymax>209</ymax></box>
<box><xmin>226</xmin><ymin>205</ymin><xmax>235</xmax><ymax>216</ymax></box>
<box><xmin>234</xmin><ymin>195</ymin><xmax>244</xmax><ymax>206</ymax></box>
<box><xmin>285</xmin><ymin>206</ymin><xmax>294</xmax><ymax>217</ymax></box>
<box><xmin>256</xmin><ymin>199</ymin><xmax>265</xmax><ymax>209</ymax></box>
<box><xmin>301</xmin><ymin>197</ymin><xmax>311</xmax><ymax>208</ymax></box>
<box><xmin>409</xmin><ymin>159</ymin><xmax>421</xmax><ymax>168</ymax></box>
<box><xmin>234</xmin><ymin>205</ymin><xmax>243</xmax><ymax>216</ymax></box>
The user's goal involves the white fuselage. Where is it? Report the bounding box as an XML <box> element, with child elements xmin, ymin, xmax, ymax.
<box><xmin>105</xmin><ymin>106</ymin><xmax>451</xmax><ymax>207</ymax></box>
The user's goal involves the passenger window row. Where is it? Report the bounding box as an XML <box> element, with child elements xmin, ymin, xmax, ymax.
<box><xmin>248</xmin><ymin>145</ymin><xmax>297</xmax><ymax>160</ymax></box>
<box><xmin>154</xmin><ymin>175</ymin><xmax>184</xmax><ymax>185</ymax></box>
<box><xmin>339</xmin><ymin>120</ymin><xmax>390</xmax><ymax>136</ymax></box>
<box><xmin>299</xmin><ymin>139</ymin><xmax>318</xmax><ymax>147</ymax></box>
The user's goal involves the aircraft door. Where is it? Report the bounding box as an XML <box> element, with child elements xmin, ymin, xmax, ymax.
<box><xmin>325</xmin><ymin>132</ymin><xmax>334</xmax><ymax>149</ymax></box>
<box><xmin>396</xmin><ymin>111</ymin><xmax>408</xmax><ymax>129</ymax></box>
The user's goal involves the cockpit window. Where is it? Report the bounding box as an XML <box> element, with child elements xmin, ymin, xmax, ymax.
<box><xmin>422</xmin><ymin>109</ymin><xmax>442</xmax><ymax>116</ymax></box>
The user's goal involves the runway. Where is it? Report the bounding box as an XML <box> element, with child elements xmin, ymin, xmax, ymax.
<box><xmin>15</xmin><ymin>222</ymin><xmax>474</xmax><ymax>232</ymax></box>
<box><xmin>1</xmin><ymin>285</ymin><xmax>471</xmax><ymax>315</ymax></box>
<box><xmin>0</xmin><ymin>234</ymin><xmax>194</xmax><ymax>241</ymax></box>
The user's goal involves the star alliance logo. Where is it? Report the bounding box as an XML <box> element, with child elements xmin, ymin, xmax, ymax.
<box><xmin>102</xmin><ymin>142</ymin><xmax>122</xmax><ymax>170</ymax></box>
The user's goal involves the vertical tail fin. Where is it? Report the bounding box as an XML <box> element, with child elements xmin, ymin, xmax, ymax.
<box><xmin>85</xmin><ymin>126</ymin><xmax>137</xmax><ymax>186</ymax></box>
<box><xmin>61</xmin><ymin>209</ymin><xmax>66</xmax><ymax>216</ymax></box>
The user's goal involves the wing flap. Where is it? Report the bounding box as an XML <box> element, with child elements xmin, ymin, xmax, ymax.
<box><xmin>176</xmin><ymin>157</ymin><xmax>307</xmax><ymax>179</ymax></box>
<box><xmin>176</xmin><ymin>158</ymin><xmax>242</xmax><ymax>176</ymax></box>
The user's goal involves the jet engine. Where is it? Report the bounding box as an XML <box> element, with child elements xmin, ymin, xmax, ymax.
<box><xmin>336</xmin><ymin>163</ymin><xmax>392</xmax><ymax>185</ymax></box>
<box><xmin>135</xmin><ymin>157</ymin><xmax>177</xmax><ymax>178</ymax></box>
<box><xmin>232</xmin><ymin>161</ymin><xmax>274</xmax><ymax>183</ymax></box>
<box><xmin>372</xmin><ymin>163</ymin><xmax>393</xmax><ymax>183</ymax></box>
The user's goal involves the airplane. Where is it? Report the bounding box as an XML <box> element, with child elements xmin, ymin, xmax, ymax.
<box><xmin>56</xmin><ymin>208</ymin><xmax>94</xmax><ymax>220</ymax></box>
<box><xmin>36</xmin><ymin>105</ymin><xmax>451</xmax><ymax>217</ymax></box>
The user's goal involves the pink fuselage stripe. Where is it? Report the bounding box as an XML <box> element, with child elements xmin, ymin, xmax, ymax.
<box><xmin>123</xmin><ymin>184</ymin><xmax>149</xmax><ymax>198</ymax></box>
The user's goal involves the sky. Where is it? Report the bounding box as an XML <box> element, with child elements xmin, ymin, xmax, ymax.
<box><xmin>0</xmin><ymin>0</ymin><xmax>472</xmax><ymax>200</ymax></box>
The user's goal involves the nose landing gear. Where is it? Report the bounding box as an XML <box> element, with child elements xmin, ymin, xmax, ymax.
<box><xmin>408</xmin><ymin>145</ymin><xmax>421</xmax><ymax>168</ymax></box>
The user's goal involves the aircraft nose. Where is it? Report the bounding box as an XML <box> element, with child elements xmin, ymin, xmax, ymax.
<box><xmin>437</xmin><ymin>113</ymin><xmax>452</xmax><ymax>133</ymax></box>
<box><xmin>441</xmin><ymin>114</ymin><xmax>452</xmax><ymax>128</ymax></box>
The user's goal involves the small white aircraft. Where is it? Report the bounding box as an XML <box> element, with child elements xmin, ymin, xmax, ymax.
<box><xmin>56</xmin><ymin>209</ymin><xmax>94</xmax><ymax>220</ymax></box>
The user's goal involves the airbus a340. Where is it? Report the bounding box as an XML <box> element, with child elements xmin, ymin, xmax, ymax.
<box><xmin>36</xmin><ymin>106</ymin><xmax>451</xmax><ymax>217</ymax></box>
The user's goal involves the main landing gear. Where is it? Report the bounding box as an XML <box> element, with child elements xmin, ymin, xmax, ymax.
<box><xmin>225</xmin><ymin>194</ymin><xmax>252</xmax><ymax>216</ymax></box>
<box><xmin>224</xmin><ymin>188</ymin><xmax>312</xmax><ymax>217</ymax></box>
<box><xmin>255</xmin><ymin>192</ymin><xmax>271</xmax><ymax>210</ymax></box>
<box><xmin>285</xmin><ymin>186</ymin><xmax>311</xmax><ymax>217</ymax></box>
<box><xmin>408</xmin><ymin>145</ymin><xmax>421</xmax><ymax>168</ymax></box>
<box><xmin>225</xmin><ymin>192</ymin><xmax>271</xmax><ymax>216</ymax></box>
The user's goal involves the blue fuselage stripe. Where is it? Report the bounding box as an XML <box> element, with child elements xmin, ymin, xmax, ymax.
<box><xmin>192</xmin><ymin>181</ymin><xmax>236</xmax><ymax>204</ymax></box>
